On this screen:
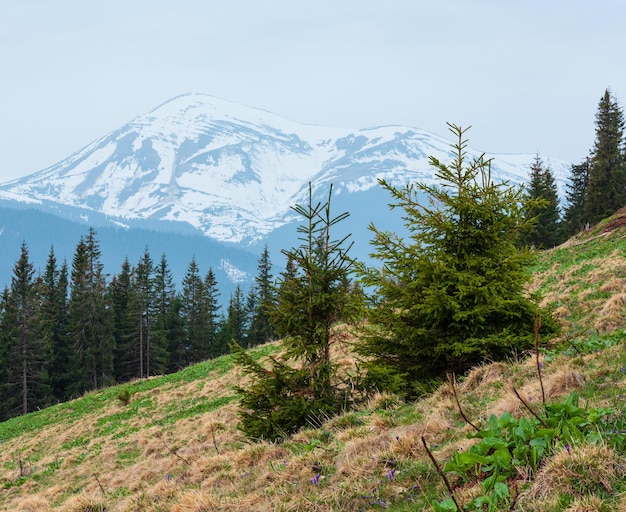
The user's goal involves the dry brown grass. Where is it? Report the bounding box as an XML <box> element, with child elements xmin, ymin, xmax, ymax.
<box><xmin>517</xmin><ymin>444</ymin><xmax>626</xmax><ymax>508</ymax></box>
<box><xmin>171</xmin><ymin>490</ymin><xmax>220</xmax><ymax>511</ymax></box>
<box><xmin>563</xmin><ymin>496</ymin><xmax>606</xmax><ymax>512</ymax></box>
<box><xmin>1</xmin><ymin>252</ymin><xmax>625</xmax><ymax>512</ymax></box>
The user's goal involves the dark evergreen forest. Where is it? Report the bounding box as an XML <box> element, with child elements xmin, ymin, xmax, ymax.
<box><xmin>0</xmin><ymin>227</ymin><xmax>276</xmax><ymax>421</ymax></box>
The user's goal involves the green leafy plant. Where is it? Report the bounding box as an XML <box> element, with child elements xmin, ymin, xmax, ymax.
<box><xmin>433</xmin><ymin>392</ymin><xmax>622</xmax><ymax>511</ymax></box>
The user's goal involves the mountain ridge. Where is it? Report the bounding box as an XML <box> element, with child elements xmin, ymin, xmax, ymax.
<box><xmin>0</xmin><ymin>93</ymin><xmax>572</xmax><ymax>247</ymax></box>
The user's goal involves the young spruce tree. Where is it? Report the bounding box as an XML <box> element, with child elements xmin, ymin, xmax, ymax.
<box><xmin>357</xmin><ymin>124</ymin><xmax>557</xmax><ymax>396</ymax></box>
<box><xmin>232</xmin><ymin>184</ymin><xmax>355</xmax><ymax>440</ymax></box>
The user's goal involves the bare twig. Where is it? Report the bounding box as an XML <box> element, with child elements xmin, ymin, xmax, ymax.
<box><xmin>143</xmin><ymin>409</ymin><xmax>192</xmax><ymax>466</ymax></box>
<box><xmin>155</xmin><ymin>431</ymin><xmax>192</xmax><ymax>467</ymax></box>
<box><xmin>93</xmin><ymin>473</ymin><xmax>107</xmax><ymax>498</ymax></box>
<box><xmin>421</xmin><ymin>436</ymin><xmax>462</xmax><ymax>512</ymax></box>
<box><xmin>534</xmin><ymin>315</ymin><xmax>546</xmax><ymax>407</ymax></box>
<box><xmin>512</xmin><ymin>387</ymin><xmax>549</xmax><ymax>428</ymax></box>
<box><xmin>447</xmin><ymin>373</ymin><xmax>480</xmax><ymax>432</ymax></box>
<box><xmin>209</xmin><ymin>420</ymin><xmax>220</xmax><ymax>454</ymax></box>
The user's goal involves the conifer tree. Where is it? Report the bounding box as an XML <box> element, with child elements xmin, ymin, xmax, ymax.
<box><xmin>203</xmin><ymin>268</ymin><xmax>222</xmax><ymax>357</ymax></box>
<box><xmin>67</xmin><ymin>229</ymin><xmax>114</xmax><ymax>395</ymax></box>
<box><xmin>221</xmin><ymin>285</ymin><xmax>248</xmax><ymax>347</ymax></box>
<box><xmin>180</xmin><ymin>257</ymin><xmax>209</xmax><ymax>365</ymax></box>
<box><xmin>584</xmin><ymin>89</ymin><xmax>626</xmax><ymax>224</ymax></box>
<box><xmin>232</xmin><ymin>183</ymin><xmax>355</xmax><ymax>440</ymax></box>
<box><xmin>40</xmin><ymin>248</ymin><xmax>70</xmax><ymax>402</ymax></box>
<box><xmin>6</xmin><ymin>243</ymin><xmax>52</xmax><ymax>415</ymax></box>
<box><xmin>522</xmin><ymin>155</ymin><xmax>563</xmax><ymax>248</ymax></box>
<box><xmin>357</xmin><ymin>124</ymin><xmax>557</xmax><ymax>396</ymax></box>
<box><xmin>246</xmin><ymin>246</ymin><xmax>276</xmax><ymax>347</ymax></box>
<box><xmin>563</xmin><ymin>157</ymin><xmax>591</xmax><ymax>236</ymax></box>
<box><xmin>0</xmin><ymin>286</ymin><xmax>19</xmax><ymax>419</ymax></box>
<box><xmin>110</xmin><ymin>257</ymin><xmax>137</xmax><ymax>382</ymax></box>
<box><xmin>134</xmin><ymin>248</ymin><xmax>155</xmax><ymax>377</ymax></box>
<box><xmin>152</xmin><ymin>253</ymin><xmax>177</xmax><ymax>374</ymax></box>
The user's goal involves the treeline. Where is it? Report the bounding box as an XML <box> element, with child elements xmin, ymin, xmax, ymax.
<box><xmin>0</xmin><ymin>227</ymin><xmax>276</xmax><ymax>421</ymax></box>
<box><xmin>525</xmin><ymin>88</ymin><xmax>626</xmax><ymax>247</ymax></box>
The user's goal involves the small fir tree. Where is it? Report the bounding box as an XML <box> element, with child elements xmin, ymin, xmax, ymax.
<box><xmin>357</xmin><ymin>124</ymin><xmax>557</xmax><ymax>396</ymax></box>
<box><xmin>232</xmin><ymin>184</ymin><xmax>355</xmax><ymax>440</ymax></box>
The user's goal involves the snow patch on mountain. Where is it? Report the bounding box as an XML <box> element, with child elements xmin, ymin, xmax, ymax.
<box><xmin>0</xmin><ymin>93</ymin><xmax>572</xmax><ymax>245</ymax></box>
<box><xmin>220</xmin><ymin>259</ymin><xmax>249</xmax><ymax>284</ymax></box>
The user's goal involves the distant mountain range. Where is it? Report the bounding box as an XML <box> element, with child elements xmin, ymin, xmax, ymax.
<box><xmin>0</xmin><ymin>93</ymin><xmax>571</xmax><ymax>296</ymax></box>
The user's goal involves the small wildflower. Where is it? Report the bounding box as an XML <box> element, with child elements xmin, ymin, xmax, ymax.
<box><xmin>621</xmin><ymin>367</ymin><xmax>625</xmax><ymax>374</ymax></box>
<box><xmin>565</xmin><ymin>443</ymin><xmax>571</xmax><ymax>456</ymax></box>
<box><xmin>386</xmin><ymin>468</ymin><xmax>396</xmax><ymax>480</ymax></box>
<box><xmin>312</xmin><ymin>473</ymin><xmax>321</xmax><ymax>485</ymax></box>
<box><xmin>395</xmin><ymin>435</ymin><xmax>400</xmax><ymax>441</ymax></box>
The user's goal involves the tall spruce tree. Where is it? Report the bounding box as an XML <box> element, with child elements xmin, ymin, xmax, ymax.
<box><xmin>5</xmin><ymin>243</ymin><xmax>52</xmax><ymax>416</ymax></box>
<box><xmin>246</xmin><ymin>246</ymin><xmax>276</xmax><ymax>347</ymax></box>
<box><xmin>0</xmin><ymin>286</ymin><xmax>20</xmax><ymax>420</ymax></box>
<box><xmin>40</xmin><ymin>248</ymin><xmax>70</xmax><ymax>402</ymax></box>
<box><xmin>203</xmin><ymin>268</ymin><xmax>222</xmax><ymax>357</ymax></box>
<box><xmin>522</xmin><ymin>155</ymin><xmax>563</xmax><ymax>248</ymax></box>
<box><xmin>110</xmin><ymin>258</ymin><xmax>137</xmax><ymax>382</ymax></box>
<box><xmin>134</xmin><ymin>248</ymin><xmax>155</xmax><ymax>377</ymax></box>
<box><xmin>357</xmin><ymin>124</ymin><xmax>557</xmax><ymax>396</ymax></box>
<box><xmin>563</xmin><ymin>157</ymin><xmax>591</xmax><ymax>236</ymax></box>
<box><xmin>67</xmin><ymin>229</ymin><xmax>114</xmax><ymax>395</ymax></box>
<box><xmin>152</xmin><ymin>253</ymin><xmax>177</xmax><ymax>374</ymax></box>
<box><xmin>232</xmin><ymin>183</ymin><xmax>355</xmax><ymax>440</ymax></box>
<box><xmin>180</xmin><ymin>257</ymin><xmax>209</xmax><ymax>365</ymax></box>
<box><xmin>584</xmin><ymin>89</ymin><xmax>626</xmax><ymax>224</ymax></box>
<box><xmin>221</xmin><ymin>285</ymin><xmax>248</xmax><ymax>347</ymax></box>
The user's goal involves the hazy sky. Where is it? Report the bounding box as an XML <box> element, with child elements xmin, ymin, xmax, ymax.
<box><xmin>1</xmin><ymin>1</ymin><xmax>624</xmax><ymax>181</ymax></box>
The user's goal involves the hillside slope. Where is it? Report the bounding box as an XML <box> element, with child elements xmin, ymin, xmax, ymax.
<box><xmin>1</xmin><ymin>219</ymin><xmax>626</xmax><ymax>511</ymax></box>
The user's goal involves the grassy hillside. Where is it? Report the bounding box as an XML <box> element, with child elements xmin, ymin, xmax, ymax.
<box><xmin>2</xmin><ymin>216</ymin><xmax>626</xmax><ymax>511</ymax></box>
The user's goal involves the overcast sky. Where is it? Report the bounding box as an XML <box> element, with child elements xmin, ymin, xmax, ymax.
<box><xmin>1</xmin><ymin>1</ymin><xmax>624</xmax><ymax>181</ymax></box>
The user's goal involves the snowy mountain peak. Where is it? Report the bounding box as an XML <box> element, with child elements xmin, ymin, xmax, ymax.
<box><xmin>0</xmin><ymin>94</ymin><xmax>571</xmax><ymax>245</ymax></box>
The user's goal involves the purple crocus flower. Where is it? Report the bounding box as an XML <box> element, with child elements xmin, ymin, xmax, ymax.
<box><xmin>312</xmin><ymin>473</ymin><xmax>321</xmax><ymax>485</ymax></box>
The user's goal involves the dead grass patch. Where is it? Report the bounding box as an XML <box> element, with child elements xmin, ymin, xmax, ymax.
<box><xmin>518</xmin><ymin>444</ymin><xmax>625</xmax><ymax>505</ymax></box>
<box><xmin>58</xmin><ymin>493</ymin><xmax>108</xmax><ymax>512</ymax></box>
<box><xmin>545</xmin><ymin>368</ymin><xmax>586</xmax><ymax>399</ymax></box>
<box><xmin>563</xmin><ymin>495</ymin><xmax>606</xmax><ymax>512</ymax></box>
<box><xmin>171</xmin><ymin>490</ymin><xmax>220</xmax><ymax>512</ymax></box>
<box><xmin>595</xmin><ymin>293</ymin><xmax>626</xmax><ymax>332</ymax></box>
<box><xmin>458</xmin><ymin>361</ymin><xmax>508</xmax><ymax>394</ymax></box>
<box><xmin>15</xmin><ymin>496</ymin><xmax>53</xmax><ymax>512</ymax></box>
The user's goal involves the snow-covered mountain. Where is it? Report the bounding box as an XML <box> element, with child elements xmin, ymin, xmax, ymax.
<box><xmin>0</xmin><ymin>93</ymin><xmax>571</xmax><ymax>247</ymax></box>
